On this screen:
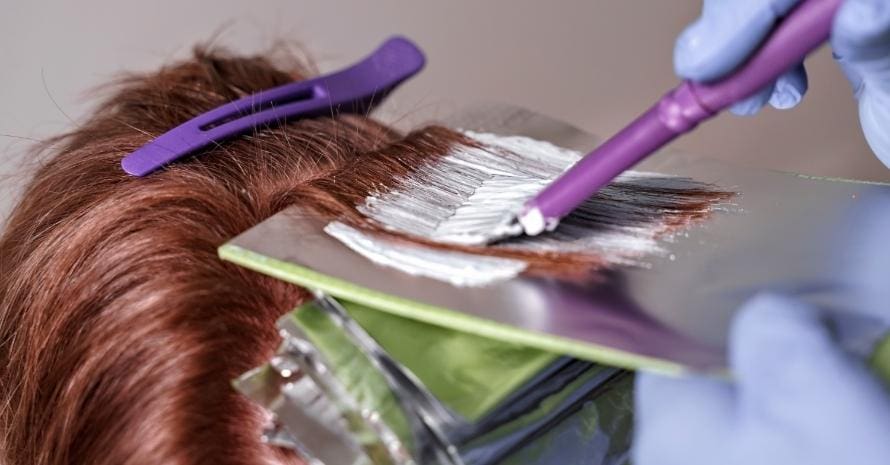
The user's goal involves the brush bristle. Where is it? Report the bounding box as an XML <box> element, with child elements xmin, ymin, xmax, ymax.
<box><xmin>355</xmin><ymin>131</ymin><xmax>734</xmax><ymax>267</ymax></box>
<box><xmin>359</xmin><ymin>131</ymin><xmax>574</xmax><ymax>246</ymax></box>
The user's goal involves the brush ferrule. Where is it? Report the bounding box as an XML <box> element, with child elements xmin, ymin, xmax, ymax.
<box><xmin>518</xmin><ymin>205</ymin><xmax>558</xmax><ymax>237</ymax></box>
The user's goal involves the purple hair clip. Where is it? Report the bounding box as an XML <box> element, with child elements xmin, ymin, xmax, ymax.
<box><xmin>122</xmin><ymin>36</ymin><xmax>426</xmax><ymax>176</ymax></box>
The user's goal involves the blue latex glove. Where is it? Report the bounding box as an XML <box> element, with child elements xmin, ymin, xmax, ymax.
<box><xmin>633</xmin><ymin>293</ymin><xmax>890</xmax><ymax>465</ymax></box>
<box><xmin>674</xmin><ymin>0</ymin><xmax>890</xmax><ymax>166</ymax></box>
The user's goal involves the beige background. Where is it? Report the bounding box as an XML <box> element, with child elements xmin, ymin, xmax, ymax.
<box><xmin>2</xmin><ymin>0</ymin><xmax>887</xmax><ymax>220</ymax></box>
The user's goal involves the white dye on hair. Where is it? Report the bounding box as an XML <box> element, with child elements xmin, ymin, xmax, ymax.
<box><xmin>355</xmin><ymin>131</ymin><xmax>728</xmax><ymax>268</ymax></box>
<box><xmin>359</xmin><ymin>131</ymin><xmax>576</xmax><ymax>246</ymax></box>
<box><xmin>324</xmin><ymin>221</ymin><xmax>527</xmax><ymax>287</ymax></box>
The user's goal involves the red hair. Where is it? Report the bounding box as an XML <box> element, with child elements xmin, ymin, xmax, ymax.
<box><xmin>0</xmin><ymin>47</ymin><xmax>398</xmax><ymax>465</ymax></box>
<box><xmin>0</xmin><ymin>44</ymin><xmax>731</xmax><ymax>465</ymax></box>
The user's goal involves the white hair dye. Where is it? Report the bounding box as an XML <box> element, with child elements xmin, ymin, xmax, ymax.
<box><xmin>325</xmin><ymin>131</ymin><xmax>730</xmax><ymax>285</ymax></box>
<box><xmin>324</xmin><ymin>221</ymin><xmax>527</xmax><ymax>287</ymax></box>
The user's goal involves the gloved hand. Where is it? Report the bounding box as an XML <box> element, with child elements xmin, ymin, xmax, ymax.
<box><xmin>674</xmin><ymin>0</ymin><xmax>890</xmax><ymax>166</ymax></box>
<box><xmin>632</xmin><ymin>293</ymin><xmax>890</xmax><ymax>465</ymax></box>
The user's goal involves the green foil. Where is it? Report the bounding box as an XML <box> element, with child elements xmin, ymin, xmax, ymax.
<box><xmin>341</xmin><ymin>300</ymin><xmax>558</xmax><ymax>421</ymax></box>
<box><xmin>290</xmin><ymin>303</ymin><xmax>416</xmax><ymax>464</ymax></box>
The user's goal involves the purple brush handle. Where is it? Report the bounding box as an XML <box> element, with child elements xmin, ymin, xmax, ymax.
<box><xmin>523</xmin><ymin>0</ymin><xmax>841</xmax><ymax>229</ymax></box>
<box><xmin>122</xmin><ymin>36</ymin><xmax>425</xmax><ymax>176</ymax></box>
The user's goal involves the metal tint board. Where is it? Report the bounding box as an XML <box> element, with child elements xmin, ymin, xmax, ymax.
<box><xmin>222</xmin><ymin>103</ymin><xmax>890</xmax><ymax>373</ymax></box>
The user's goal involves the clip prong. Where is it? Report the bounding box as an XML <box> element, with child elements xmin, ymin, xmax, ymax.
<box><xmin>121</xmin><ymin>36</ymin><xmax>425</xmax><ymax>176</ymax></box>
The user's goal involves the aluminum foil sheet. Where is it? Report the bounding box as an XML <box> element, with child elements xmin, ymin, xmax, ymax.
<box><xmin>236</xmin><ymin>294</ymin><xmax>632</xmax><ymax>465</ymax></box>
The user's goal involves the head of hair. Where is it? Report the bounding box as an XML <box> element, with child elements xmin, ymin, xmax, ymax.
<box><xmin>0</xmin><ymin>42</ymin><xmax>731</xmax><ymax>465</ymax></box>
<box><xmin>0</xmin><ymin>45</ymin><xmax>404</xmax><ymax>465</ymax></box>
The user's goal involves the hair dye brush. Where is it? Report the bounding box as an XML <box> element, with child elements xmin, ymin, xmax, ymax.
<box><xmin>486</xmin><ymin>0</ymin><xmax>843</xmax><ymax>242</ymax></box>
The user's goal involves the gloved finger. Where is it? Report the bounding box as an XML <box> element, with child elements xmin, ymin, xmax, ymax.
<box><xmin>730</xmin><ymin>293</ymin><xmax>873</xmax><ymax>416</ymax></box>
<box><xmin>859</xmin><ymin>91</ymin><xmax>890</xmax><ymax>168</ymax></box>
<box><xmin>730</xmin><ymin>292</ymin><xmax>890</xmax><ymax>455</ymax></box>
<box><xmin>729</xmin><ymin>63</ymin><xmax>806</xmax><ymax>115</ymax></box>
<box><xmin>633</xmin><ymin>372</ymin><xmax>733</xmax><ymax>465</ymax></box>
<box><xmin>833</xmin><ymin>0</ymin><xmax>890</xmax><ymax>95</ymax></box>
<box><xmin>832</xmin><ymin>0</ymin><xmax>890</xmax><ymax>167</ymax></box>
<box><xmin>768</xmin><ymin>63</ymin><xmax>808</xmax><ymax>109</ymax></box>
<box><xmin>834</xmin><ymin>52</ymin><xmax>865</xmax><ymax>98</ymax></box>
<box><xmin>832</xmin><ymin>0</ymin><xmax>890</xmax><ymax>76</ymax></box>
<box><xmin>674</xmin><ymin>0</ymin><xmax>803</xmax><ymax>82</ymax></box>
<box><xmin>729</xmin><ymin>82</ymin><xmax>775</xmax><ymax>116</ymax></box>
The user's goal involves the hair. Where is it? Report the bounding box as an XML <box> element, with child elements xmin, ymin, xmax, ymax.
<box><xmin>297</xmin><ymin>135</ymin><xmax>733</xmax><ymax>276</ymax></box>
<box><xmin>0</xmin><ymin>44</ymin><xmax>731</xmax><ymax>465</ymax></box>
<box><xmin>0</xmin><ymin>46</ymin><xmax>389</xmax><ymax>465</ymax></box>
